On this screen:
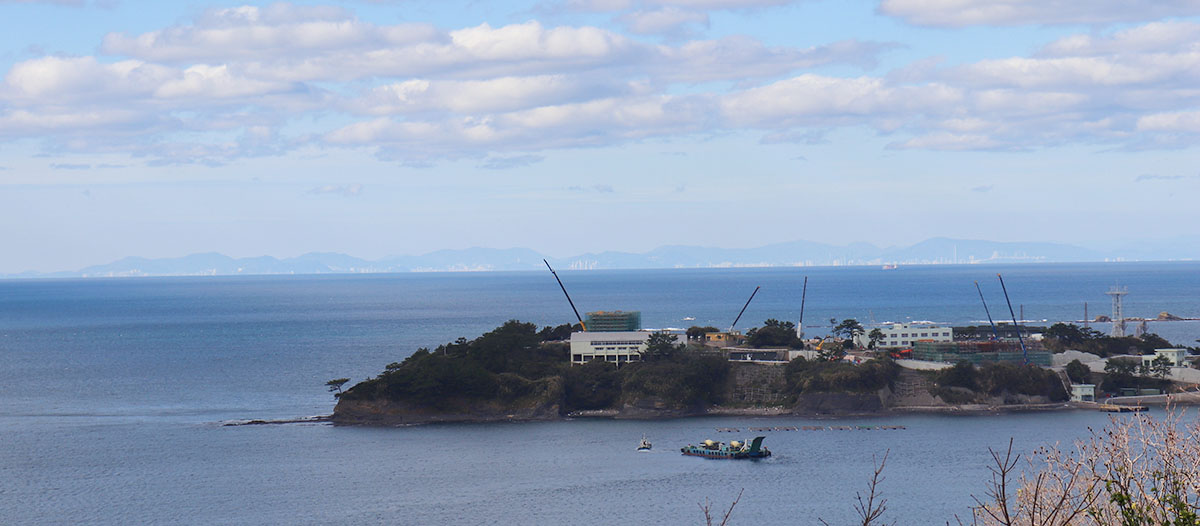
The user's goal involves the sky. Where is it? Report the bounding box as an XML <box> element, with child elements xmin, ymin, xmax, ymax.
<box><xmin>2</xmin><ymin>0</ymin><xmax>1200</xmax><ymax>273</ymax></box>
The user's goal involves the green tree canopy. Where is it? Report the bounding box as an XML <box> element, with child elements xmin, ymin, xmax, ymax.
<box><xmin>686</xmin><ymin>326</ymin><xmax>720</xmax><ymax>340</ymax></box>
<box><xmin>746</xmin><ymin>319</ymin><xmax>801</xmax><ymax>348</ymax></box>
<box><xmin>326</xmin><ymin>378</ymin><xmax>350</xmax><ymax>394</ymax></box>
<box><xmin>1065</xmin><ymin>359</ymin><xmax>1091</xmax><ymax>384</ymax></box>
<box><xmin>833</xmin><ymin>319</ymin><xmax>865</xmax><ymax>343</ymax></box>
<box><xmin>642</xmin><ymin>332</ymin><xmax>684</xmax><ymax>361</ymax></box>
<box><xmin>867</xmin><ymin>328</ymin><xmax>885</xmax><ymax>349</ymax></box>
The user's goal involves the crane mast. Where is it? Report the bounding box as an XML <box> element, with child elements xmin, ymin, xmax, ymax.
<box><xmin>730</xmin><ymin>286</ymin><xmax>761</xmax><ymax>333</ymax></box>
<box><xmin>544</xmin><ymin>259</ymin><xmax>586</xmax><ymax>331</ymax></box>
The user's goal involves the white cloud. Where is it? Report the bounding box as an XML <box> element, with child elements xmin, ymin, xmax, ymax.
<box><xmin>720</xmin><ymin>75</ymin><xmax>961</xmax><ymax>128</ymax></box>
<box><xmin>654</xmin><ymin>0</ymin><xmax>791</xmax><ymax>7</ymax></box>
<box><xmin>309</xmin><ymin>183</ymin><xmax>363</xmax><ymax>196</ymax></box>
<box><xmin>618</xmin><ymin>6</ymin><xmax>709</xmax><ymax>35</ymax></box>
<box><xmin>950</xmin><ymin>55</ymin><xmax>1200</xmax><ymax>89</ymax></box>
<box><xmin>102</xmin><ymin>4</ymin><xmax>437</xmax><ymax>63</ymax></box>
<box><xmin>878</xmin><ymin>0</ymin><xmax>1200</xmax><ymax>27</ymax></box>
<box><xmin>656</xmin><ymin>37</ymin><xmax>894</xmax><ymax>83</ymax></box>
<box><xmin>351</xmin><ymin>75</ymin><xmax>618</xmax><ymax>115</ymax></box>
<box><xmin>5</xmin><ymin>4</ymin><xmax>1200</xmax><ymax>164</ymax></box>
<box><xmin>479</xmin><ymin>154</ymin><xmax>545</xmax><ymax>169</ymax></box>
<box><xmin>0</xmin><ymin>0</ymin><xmax>88</xmax><ymax>5</ymax></box>
<box><xmin>889</xmin><ymin>132</ymin><xmax>1002</xmax><ymax>150</ymax></box>
<box><xmin>1137</xmin><ymin>111</ymin><xmax>1200</xmax><ymax>132</ymax></box>
<box><xmin>327</xmin><ymin>94</ymin><xmax>709</xmax><ymax>161</ymax></box>
<box><xmin>1039</xmin><ymin>21</ymin><xmax>1200</xmax><ymax>57</ymax></box>
<box><xmin>563</xmin><ymin>0</ymin><xmax>792</xmax><ymax>12</ymax></box>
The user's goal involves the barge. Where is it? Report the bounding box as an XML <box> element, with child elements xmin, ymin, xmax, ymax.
<box><xmin>681</xmin><ymin>436</ymin><xmax>770</xmax><ymax>459</ymax></box>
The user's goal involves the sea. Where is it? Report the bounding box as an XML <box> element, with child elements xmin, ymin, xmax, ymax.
<box><xmin>2</xmin><ymin>262</ymin><xmax>1199</xmax><ymax>525</ymax></box>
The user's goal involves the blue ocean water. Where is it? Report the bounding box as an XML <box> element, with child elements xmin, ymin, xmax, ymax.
<box><xmin>1</xmin><ymin>263</ymin><xmax>1198</xmax><ymax>524</ymax></box>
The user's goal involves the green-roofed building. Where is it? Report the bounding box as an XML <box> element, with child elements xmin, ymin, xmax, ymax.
<box><xmin>912</xmin><ymin>340</ymin><xmax>1052</xmax><ymax>366</ymax></box>
<box><xmin>585</xmin><ymin>310</ymin><xmax>641</xmax><ymax>332</ymax></box>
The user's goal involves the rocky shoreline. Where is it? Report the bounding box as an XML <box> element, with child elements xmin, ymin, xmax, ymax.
<box><xmin>328</xmin><ymin>399</ymin><xmax>1095</xmax><ymax>427</ymax></box>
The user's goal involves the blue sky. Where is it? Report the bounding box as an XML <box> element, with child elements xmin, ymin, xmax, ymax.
<box><xmin>2</xmin><ymin>0</ymin><xmax>1200</xmax><ymax>273</ymax></box>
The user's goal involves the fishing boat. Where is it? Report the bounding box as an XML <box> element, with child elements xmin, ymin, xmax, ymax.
<box><xmin>680</xmin><ymin>436</ymin><xmax>770</xmax><ymax>459</ymax></box>
<box><xmin>638</xmin><ymin>435</ymin><xmax>652</xmax><ymax>451</ymax></box>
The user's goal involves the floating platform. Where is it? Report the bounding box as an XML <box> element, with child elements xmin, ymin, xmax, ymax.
<box><xmin>800</xmin><ymin>425</ymin><xmax>906</xmax><ymax>431</ymax></box>
<box><xmin>718</xmin><ymin>425</ymin><xmax>906</xmax><ymax>432</ymax></box>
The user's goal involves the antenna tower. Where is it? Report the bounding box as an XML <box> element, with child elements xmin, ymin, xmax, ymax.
<box><xmin>1106</xmin><ymin>285</ymin><xmax>1128</xmax><ymax>337</ymax></box>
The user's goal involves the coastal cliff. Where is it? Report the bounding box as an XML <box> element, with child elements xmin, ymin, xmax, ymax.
<box><xmin>334</xmin><ymin>380</ymin><xmax>563</xmax><ymax>425</ymax></box>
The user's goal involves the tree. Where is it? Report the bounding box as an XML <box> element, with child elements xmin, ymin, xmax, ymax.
<box><xmin>1149</xmin><ymin>354</ymin><xmax>1173</xmax><ymax>379</ymax></box>
<box><xmin>643</xmin><ymin>332</ymin><xmax>683</xmax><ymax>361</ymax></box>
<box><xmin>1065</xmin><ymin>359</ymin><xmax>1091</xmax><ymax>384</ymax></box>
<box><xmin>937</xmin><ymin>361</ymin><xmax>978</xmax><ymax>391</ymax></box>
<box><xmin>746</xmin><ymin>319</ymin><xmax>801</xmax><ymax>348</ymax></box>
<box><xmin>326</xmin><ymin>378</ymin><xmax>350</xmax><ymax>396</ymax></box>
<box><xmin>1044</xmin><ymin>323</ymin><xmax>1103</xmax><ymax>350</ymax></box>
<box><xmin>867</xmin><ymin>328</ymin><xmax>885</xmax><ymax>350</ymax></box>
<box><xmin>969</xmin><ymin>410</ymin><xmax>1200</xmax><ymax>526</ymax></box>
<box><xmin>833</xmin><ymin>319</ymin><xmax>865</xmax><ymax>346</ymax></box>
<box><xmin>538</xmin><ymin>323</ymin><xmax>577</xmax><ymax>341</ymax></box>
<box><xmin>834</xmin><ymin>409</ymin><xmax>1200</xmax><ymax>526</ymax></box>
<box><xmin>1139</xmin><ymin>332</ymin><xmax>1172</xmax><ymax>351</ymax></box>
<box><xmin>1101</xmin><ymin>357</ymin><xmax>1141</xmax><ymax>393</ymax></box>
<box><xmin>686</xmin><ymin>326</ymin><xmax>720</xmax><ymax>340</ymax></box>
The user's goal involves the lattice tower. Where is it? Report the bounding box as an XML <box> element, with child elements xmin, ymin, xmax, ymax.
<box><xmin>1106</xmin><ymin>285</ymin><xmax>1128</xmax><ymax>337</ymax></box>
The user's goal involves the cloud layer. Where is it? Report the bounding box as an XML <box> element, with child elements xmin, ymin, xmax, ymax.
<box><xmin>3</xmin><ymin>1</ymin><xmax>1200</xmax><ymax>165</ymax></box>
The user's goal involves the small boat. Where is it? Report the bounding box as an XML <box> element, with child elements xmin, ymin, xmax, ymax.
<box><xmin>638</xmin><ymin>435</ymin><xmax>652</xmax><ymax>451</ymax></box>
<box><xmin>882</xmin><ymin>264</ymin><xmax>898</xmax><ymax>270</ymax></box>
<box><xmin>683</xmin><ymin>316</ymin><xmax>695</xmax><ymax>321</ymax></box>
<box><xmin>681</xmin><ymin>436</ymin><xmax>770</xmax><ymax>459</ymax></box>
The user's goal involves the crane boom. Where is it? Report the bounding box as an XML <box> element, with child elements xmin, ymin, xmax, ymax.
<box><xmin>974</xmin><ymin>281</ymin><xmax>1000</xmax><ymax>340</ymax></box>
<box><xmin>797</xmin><ymin>276</ymin><xmax>808</xmax><ymax>339</ymax></box>
<box><xmin>997</xmin><ymin>274</ymin><xmax>1027</xmax><ymax>364</ymax></box>
<box><xmin>544</xmin><ymin>259</ymin><xmax>586</xmax><ymax>331</ymax></box>
<box><xmin>730</xmin><ymin>286</ymin><xmax>760</xmax><ymax>332</ymax></box>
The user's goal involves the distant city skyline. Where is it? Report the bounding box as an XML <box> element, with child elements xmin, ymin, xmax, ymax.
<box><xmin>9</xmin><ymin>236</ymin><xmax>1200</xmax><ymax>278</ymax></box>
<box><xmin>2</xmin><ymin>1</ymin><xmax>1199</xmax><ymax>274</ymax></box>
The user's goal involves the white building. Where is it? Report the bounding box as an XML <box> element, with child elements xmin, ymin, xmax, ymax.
<box><xmin>853</xmin><ymin>323</ymin><xmax>953</xmax><ymax>349</ymax></box>
<box><xmin>569</xmin><ymin>331</ymin><xmax>652</xmax><ymax>365</ymax></box>
<box><xmin>1071</xmin><ymin>384</ymin><xmax>1096</xmax><ymax>402</ymax></box>
<box><xmin>1142</xmin><ymin>348</ymin><xmax>1190</xmax><ymax>369</ymax></box>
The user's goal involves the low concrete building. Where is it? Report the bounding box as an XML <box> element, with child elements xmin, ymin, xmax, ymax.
<box><xmin>703</xmin><ymin>331</ymin><xmax>742</xmax><ymax>347</ymax></box>
<box><xmin>569</xmin><ymin>331</ymin><xmax>651</xmax><ymax>365</ymax></box>
<box><xmin>1142</xmin><ymin>348</ymin><xmax>1190</xmax><ymax>368</ymax></box>
<box><xmin>1071</xmin><ymin>384</ymin><xmax>1096</xmax><ymax>402</ymax></box>
<box><xmin>854</xmin><ymin>322</ymin><xmax>953</xmax><ymax>349</ymax></box>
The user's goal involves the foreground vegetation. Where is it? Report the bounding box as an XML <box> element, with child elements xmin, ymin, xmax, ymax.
<box><xmin>707</xmin><ymin>408</ymin><xmax>1200</xmax><ymax>525</ymax></box>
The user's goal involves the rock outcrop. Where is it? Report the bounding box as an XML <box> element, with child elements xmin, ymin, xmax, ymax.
<box><xmin>333</xmin><ymin>377</ymin><xmax>563</xmax><ymax>426</ymax></box>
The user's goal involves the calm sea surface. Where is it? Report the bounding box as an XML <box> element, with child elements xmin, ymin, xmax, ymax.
<box><xmin>2</xmin><ymin>263</ymin><xmax>1199</xmax><ymax>524</ymax></box>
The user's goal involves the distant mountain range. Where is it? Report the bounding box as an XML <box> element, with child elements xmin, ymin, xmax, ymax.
<box><xmin>5</xmin><ymin>236</ymin><xmax>1198</xmax><ymax>278</ymax></box>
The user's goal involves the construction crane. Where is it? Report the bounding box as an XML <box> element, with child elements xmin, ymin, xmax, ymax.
<box><xmin>729</xmin><ymin>286</ymin><xmax>760</xmax><ymax>333</ymax></box>
<box><xmin>797</xmin><ymin>276</ymin><xmax>808</xmax><ymax>340</ymax></box>
<box><xmin>997</xmin><ymin>273</ymin><xmax>1028</xmax><ymax>364</ymax></box>
<box><xmin>974</xmin><ymin>281</ymin><xmax>1000</xmax><ymax>340</ymax></box>
<box><xmin>544</xmin><ymin>259</ymin><xmax>586</xmax><ymax>331</ymax></box>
